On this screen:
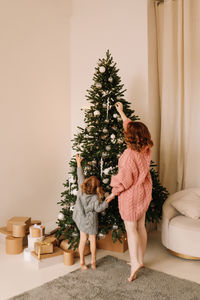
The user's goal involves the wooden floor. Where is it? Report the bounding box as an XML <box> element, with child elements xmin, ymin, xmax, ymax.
<box><xmin>0</xmin><ymin>231</ymin><xmax>199</xmax><ymax>300</ymax></box>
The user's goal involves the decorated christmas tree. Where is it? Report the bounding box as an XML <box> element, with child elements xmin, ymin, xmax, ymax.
<box><xmin>56</xmin><ymin>50</ymin><xmax>169</xmax><ymax>250</ymax></box>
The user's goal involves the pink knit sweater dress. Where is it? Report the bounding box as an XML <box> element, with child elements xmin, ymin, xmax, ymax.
<box><xmin>110</xmin><ymin>118</ymin><xmax>152</xmax><ymax>221</ymax></box>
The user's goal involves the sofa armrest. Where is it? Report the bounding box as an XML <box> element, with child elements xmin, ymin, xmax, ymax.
<box><xmin>161</xmin><ymin>198</ymin><xmax>180</xmax><ymax>248</ymax></box>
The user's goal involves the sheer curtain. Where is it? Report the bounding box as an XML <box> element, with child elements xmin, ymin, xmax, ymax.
<box><xmin>154</xmin><ymin>0</ymin><xmax>200</xmax><ymax>193</ymax></box>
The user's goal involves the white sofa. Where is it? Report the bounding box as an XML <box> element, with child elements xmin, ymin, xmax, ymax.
<box><xmin>161</xmin><ymin>188</ymin><xmax>200</xmax><ymax>259</ymax></box>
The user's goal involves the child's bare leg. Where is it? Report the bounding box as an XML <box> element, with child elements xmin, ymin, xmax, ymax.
<box><xmin>79</xmin><ymin>231</ymin><xmax>88</xmax><ymax>270</ymax></box>
<box><xmin>89</xmin><ymin>234</ymin><xmax>96</xmax><ymax>269</ymax></box>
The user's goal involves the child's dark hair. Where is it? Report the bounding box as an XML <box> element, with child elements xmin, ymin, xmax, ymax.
<box><xmin>124</xmin><ymin>121</ymin><xmax>153</xmax><ymax>152</ymax></box>
<box><xmin>81</xmin><ymin>176</ymin><xmax>104</xmax><ymax>201</ymax></box>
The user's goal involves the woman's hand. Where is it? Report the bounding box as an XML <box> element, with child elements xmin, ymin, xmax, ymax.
<box><xmin>115</xmin><ymin>102</ymin><xmax>127</xmax><ymax>122</ymax></box>
<box><xmin>106</xmin><ymin>193</ymin><xmax>115</xmax><ymax>203</ymax></box>
<box><xmin>115</xmin><ymin>102</ymin><xmax>123</xmax><ymax>113</ymax></box>
<box><xmin>76</xmin><ymin>154</ymin><xmax>83</xmax><ymax>167</ymax></box>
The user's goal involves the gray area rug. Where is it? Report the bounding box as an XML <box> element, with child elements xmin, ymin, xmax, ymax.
<box><xmin>10</xmin><ymin>255</ymin><xmax>200</xmax><ymax>300</ymax></box>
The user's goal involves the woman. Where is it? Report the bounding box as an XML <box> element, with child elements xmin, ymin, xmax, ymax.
<box><xmin>106</xmin><ymin>102</ymin><xmax>153</xmax><ymax>282</ymax></box>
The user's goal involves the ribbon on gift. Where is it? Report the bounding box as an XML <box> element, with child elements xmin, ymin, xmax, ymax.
<box><xmin>36</xmin><ymin>241</ymin><xmax>52</xmax><ymax>260</ymax></box>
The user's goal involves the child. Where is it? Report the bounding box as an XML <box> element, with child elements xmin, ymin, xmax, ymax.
<box><xmin>106</xmin><ymin>102</ymin><xmax>153</xmax><ymax>282</ymax></box>
<box><xmin>73</xmin><ymin>154</ymin><xmax>112</xmax><ymax>270</ymax></box>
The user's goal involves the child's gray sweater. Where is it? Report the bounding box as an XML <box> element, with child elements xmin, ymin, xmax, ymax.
<box><xmin>72</xmin><ymin>167</ymin><xmax>108</xmax><ymax>235</ymax></box>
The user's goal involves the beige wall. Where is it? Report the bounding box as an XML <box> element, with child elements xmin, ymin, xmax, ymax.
<box><xmin>0</xmin><ymin>0</ymin><xmax>160</xmax><ymax>226</ymax></box>
<box><xmin>0</xmin><ymin>0</ymin><xmax>71</xmax><ymax>226</ymax></box>
<box><xmin>70</xmin><ymin>0</ymin><xmax>159</xmax><ymax>162</ymax></box>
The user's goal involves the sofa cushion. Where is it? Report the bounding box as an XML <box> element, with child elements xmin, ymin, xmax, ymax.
<box><xmin>171</xmin><ymin>192</ymin><xmax>200</xmax><ymax>220</ymax></box>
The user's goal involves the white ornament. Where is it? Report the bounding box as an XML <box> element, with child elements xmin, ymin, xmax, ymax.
<box><xmin>116</xmin><ymin>96</ymin><xmax>121</xmax><ymax>100</ymax></box>
<box><xmin>98</xmin><ymin>233</ymin><xmax>106</xmax><ymax>239</ymax></box>
<box><xmin>72</xmin><ymin>189</ymin><xmax>78</xmax><ymax>196</ymax></box>
<box><xmin>70</xmin><ymin>166</ymin><xmax>75</xmax><ymax>172</ymax></box>
<box><xmin>101</xmin><ymin>211</ymin><xmax>106</xmax><ymax>216</ymax></box>
<box><xmin>105</xmin><ymin>119</ymin><xmax>109</xmax><ymax>123</ymax></box>
<box><xmin>108</xmin><ymin>77</ymin><xmax>113</xmax><ymax>83</ymax></box>
<box><xmin>106</xmin><ymin>98</ymin><xmax>110</xmax><ymax>119</ymax></box>
<box><xmin>99</xmin><ymin>66</ymin><xmax>106</xmax><ymax>73</ymax></box>
<box><xmin>102</xmin><ymin>91</ymin><xmax>107</xmax><ymax>97</ymax></box>
<box><xmin>103</xmin><ymin>168</ymin><xmax>110</xmax><ymax>175</ymax></box>
<box><xmin>113</xmin><ymin>113</ymin><xmax>118</xmax><ymax>118</ymax></box>
<box><xmin>103</xmin><ymin>103</ymin><xmax>107</xmax><ymax>108</ymax></box>
<box><xmin>86</xmin><ymin>165</ymin><xmax>91</xmax><ymax>171</ymax></box>
<box><xmin>103</xmin><ymin>128</ymin><xmax>108</xmax><ymax>133</ymax></box>
<box><xmin>106</xmin><ymin>145</ymin><xmax>111</xmax><ymax>151</ymax></box>
<box><xmin>113</xmin><ymin>224</ymin><xmax>118</xmax><ymax>230</ymax></box>
<box><xmin>100</xmin><ymin>158</ymin><xmax>103</xmax><ymax>177</ymax></box>
<box><xmin>96</xmin><ymin>83</ymin><xmax>102</xmax><ymax>89</ymax></box>
<box><xmin>72</xmin><ymin>232</ymin><xmax>78</xmax><ymax>237</ymax></box>
<box><xmin>58</xmin><ymin>213</ymin><xmax>64</xmax><ymax>220</ymax></box>
<box><xmin>117</xmin><ymin>153</ymin><xmax>121</xmax><ymax>158</ymax></box>
<box><xmin>94</xmin><ymin>110</ymin><xmax>100</xmax><ymax>116</ymax></box>
<box><xmin>70</xmin><ymin>205</ymin><xmax>75</xmax><ymax>211</ymax></box>
<box><xmin>111</xmin><ymin>134</ymin><xmax>116</xmax><ymax>140</ymax></box>
<box><xmin>103</xmin><ymin>178</ymin><xmax>109</xmax><ymax>184</ymax></box>
<box><xmin>69</xmin><ymin>176</ymin><xmax>76</xmax><ymax>184</ymax></box>
<box><xmin>92</xmin><ymin>160</ymin><xmax>97</xmax><ymax>165</ymax></box>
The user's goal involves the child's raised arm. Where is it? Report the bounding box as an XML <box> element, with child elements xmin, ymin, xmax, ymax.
<box><xmin>76</xmin><ymin>154</ymin><xmax>85</xmax><ymax>188</ymax></box>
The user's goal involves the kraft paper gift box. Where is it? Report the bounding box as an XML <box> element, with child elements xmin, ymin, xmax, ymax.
<box><xmin>12</xmin><ymin>223</ymin><xmax>26</xmax><ymax>238</ymax></box>
<box><xmin>29</xmin><ymin>224</ymin><xmax>45</xmax><ymax>238</ymax></box>
<box><xmin>6</xmin><ymin>236</ymin><xmax>23</xmax><ymax>255</ymax></box>
<box><xmin>96</xmin><ymin>230</ymin><xmax>128</xmax><ymax>253</ymax></box>
<box><xmin>34</xmin><ymin>241</ymin><xmax>53</xmax><ymax>260</ymax></box>
<box><xmin>44</xmin><ymin>235</ymin><xmax>58</xmax><ymax>246</ymax></box>
<box><xmin>60</xmin><ymin>239</ymin><xmax>90</xmax><ymax>257</ymax></box>
<box><xmin>7</xmin><ymin>217</ymin><xmax>31</xmax><ymax>232</ymax></box>
<box><xmin>31</xmin><ymin>247</ymin><xmax>64</xmax><ymax>269</ymax></box>
<box><xmin>63</xmin><ymin>251</ymin><xmax>74</xmax><ymax>266</ymax></box>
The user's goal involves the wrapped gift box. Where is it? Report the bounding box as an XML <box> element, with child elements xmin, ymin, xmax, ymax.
<box><xmin>6</xmin><ymin>236</ymin><xmax>23</xmax><ymax>254</ymax></box>
<box><xmin>96</xmin><ymin>230</ymin><xmax>128</xmax><ymax>253</ymax></box>
<box><xmin>31</xmin><ymin>247</ymin><xmax>64</xmax><ymax>269</ymax></box>
<box><xmin>60</xmin><ymin>239</ymin><xmax>90</xmax><ymax>257</ymax></box>
<box><xmin>7</xmin><ymin>217</ymin><xmax>31</xmax><ymax>232</ymax></box>
<box><xmin>34</xmin><ymin>241</ymin><xmax>53</xmax><ymax>260</ymax></box>
<box><xmin>44</xmin><ymin>234</ymin><xmax>58</xmax><ymax>246</ymax></box>
<box><xmin>63</xmin><ymin>251</ymin><xmax>74</xmax><ymax>266</ymax></box>
<box><xmin>12</xmin><ymin>223</ymin><xmax>26</xmax><ymax>238</ymax></box>
<box><xmin>28</xmin><ymin>234</ymin><xmax>44</xmax><ymax>250</ymax></box>
<box><xmin>29</xmin><ymin>224</ymin><xmax>45</xmax><ymax>238</ymax></box>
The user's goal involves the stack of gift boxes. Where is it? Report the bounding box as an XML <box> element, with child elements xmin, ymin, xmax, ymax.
<box><xmin>0</xmin><ymin>216</ymin><xmax>63</xmax><ymax>267</ymax></box>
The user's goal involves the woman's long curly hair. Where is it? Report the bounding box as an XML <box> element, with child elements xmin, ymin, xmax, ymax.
<box><xmin>124</xmin><ymin>121</ymin><xmax>153</xmax><ymax>152</ymax></box>
<box><xmin>81</xmin><ymin>176</ymin><xmax>104</xmax><ymax>201</ymax></box>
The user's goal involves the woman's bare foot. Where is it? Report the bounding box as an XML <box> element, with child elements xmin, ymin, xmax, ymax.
<box><xmin>91</xmin><ymin>262</ymin><xmax>96</xmax><ymax>270</ymax></box>
<box><xmin>128</xmin><ymin>272</ymin><xmax>137</xmax><ymax>282</ymax></box>
<box><xmin>81</xmin><ymin>263</ymin><xmax>88</xmax><ymax>270</ymax></box>
<box><xmin>128</xmin><ymin>264</ymin><xmax>144</xmax><ymax>282</ymax></box>
<box><xmin>127</xmin><ymin>261</ymin><xmax>144</xmax><ymax>269</ymax></box>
